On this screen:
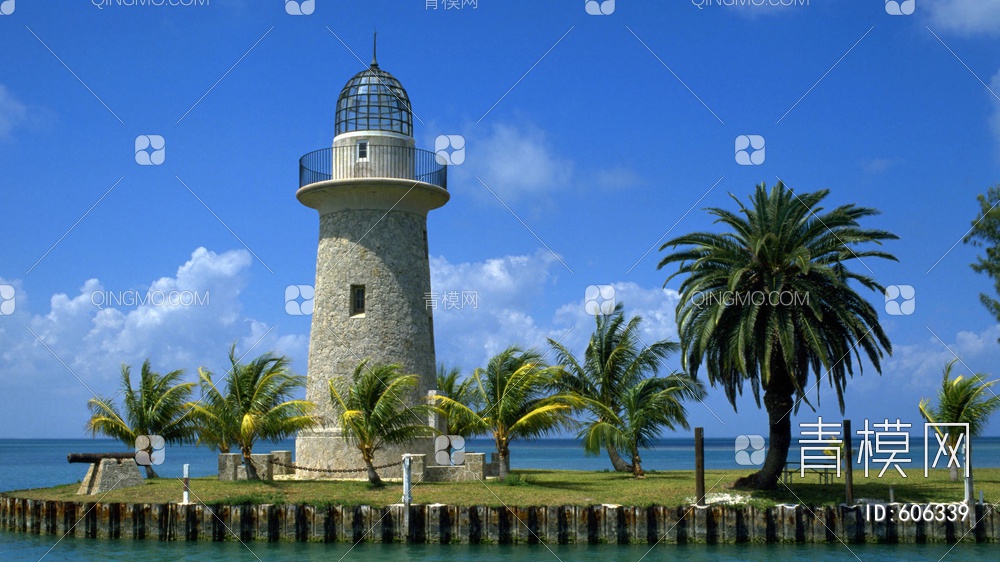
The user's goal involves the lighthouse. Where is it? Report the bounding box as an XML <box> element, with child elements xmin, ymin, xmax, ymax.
<box><xmin>294</xmin><ymin>38</ymin><xmax>448</xmax><ymax>477</ymax></box>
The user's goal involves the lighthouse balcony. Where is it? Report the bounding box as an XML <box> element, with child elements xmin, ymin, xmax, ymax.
<box><xmin>298</xmin><ymin>145</ymin><xmax>447</xmax><ymax>190</ymax></box>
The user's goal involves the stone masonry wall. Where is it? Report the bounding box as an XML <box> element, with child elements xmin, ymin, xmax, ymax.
<box><xmin>296</xmin><ymin>205</ymin><xmax>438</xmax><ymax>477</ymax></box>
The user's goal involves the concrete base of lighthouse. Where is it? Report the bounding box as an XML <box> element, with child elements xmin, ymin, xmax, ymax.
<box><xmin>294</xmin><ymin>428</ymin><xmax>437</xmax><ymax>480</ymax></box>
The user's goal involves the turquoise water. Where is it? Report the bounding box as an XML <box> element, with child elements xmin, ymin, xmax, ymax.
<box><xmin>0</xmin><ymin>532</ymin><xmax>993</xmax><ymax>561</ymax></box>
<box><xmin>3</xmin><ymin>438</ymin><xmax>998</xmax><ymax>560</ymax></box>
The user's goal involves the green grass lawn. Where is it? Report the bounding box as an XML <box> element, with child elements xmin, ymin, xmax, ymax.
<box><xmin>6</xmin><ymin>468</ymin><xmax>997</xmax><ymax>508</ymax></box>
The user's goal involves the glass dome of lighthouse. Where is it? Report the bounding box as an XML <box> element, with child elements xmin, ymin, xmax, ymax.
<box><xmin>335</xmin><ymin>35</ymin><xmax>412</xmax><ymax>137</ymax></box>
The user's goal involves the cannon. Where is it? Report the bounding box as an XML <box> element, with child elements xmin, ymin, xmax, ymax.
<box><xmin>67</xmin><ymin>452</ymin><xmax>137</xmax><ymax>464</ymax></box>
<box><xmin>68</xmin><ymin>452</ymin><xmax>145</xmax><ymax>495</ymax></box>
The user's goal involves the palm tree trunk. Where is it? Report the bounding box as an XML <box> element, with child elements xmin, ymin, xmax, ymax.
<box><xmin>950</xmin><ymin>464</ymin><xmax>959</xmax><ymax>482</ymax></box>
<box><xmin>143</xmin><ymin>465</ymin><xmax>158</xmax><ymax>479</ymax></box>
<box><xmin>364</xmin><ymin>454</ymin><xmax>382</xmax><ymax>486</ymax></box>
<box><xmin>497</xmin><ymin>445</ymin><xmax>511</xmax><ymax>480</ymax></box>
<box><xmin>735</xmin><ymin>375</ymin><xmax>794</xmax><ymax>491</ymax></box>
<box><xmin>607</xmin><ymin>445</ymin><xmax>634</xmax><ymax>473</ymax></box>
<box><xmin>242</xmin><ymin>448</ymin><xmax>259</xmax><ymax>480</ymax></box>
<box><xmin>631</xmin><ymin>450</ymin><xmax>645</xmax><ymax>478</ymax></box>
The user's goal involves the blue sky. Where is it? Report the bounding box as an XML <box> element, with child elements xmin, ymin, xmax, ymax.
<box><xmin>1</xmin><ymin>0</ymin><xmax>1000</xmax><ymax>441</ymax></box>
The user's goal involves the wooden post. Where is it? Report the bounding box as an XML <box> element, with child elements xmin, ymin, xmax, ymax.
<box><xmin>695</xmin><ymin>427</ymin><xmax>706</xmax><ymax>506</ymax></box>
<box><xmin>843</xmin><ymin>419</ymin><xmax>854</xmax><ymax>505</ymax></box>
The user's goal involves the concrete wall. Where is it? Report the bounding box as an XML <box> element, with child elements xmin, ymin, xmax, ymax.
<box><xmin>1</xmin><ymin>497</ymin><xmax>996</xmax><ymax>544</ymax></box>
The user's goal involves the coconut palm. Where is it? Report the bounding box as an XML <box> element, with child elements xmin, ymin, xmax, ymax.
<box><xmin>435</xmin><ymin>364</ymin><xmax>480</xmax><ymax>438</ymax></box>
<box><xmin>188</xmin><ymin>345</ymin><xmax>316</xmax><ymax>480</ymax></box>
<box><xmin>919</xmin><ymin>360</ymin><xmax>1000</xmax><ymax>481</ymax></box>
<box><xmin>582</xmin><ymin>375</ymin><xmax>703</xmax><ymax>477</ymax></box>
<box><xmin>549</xmin><ymin>302</ymin><xmax>704</xmax><ymax>473</ymax></box>
<box><xmin>434</xmin><ymin>346</ymin><xmax>579</xmax><ymax>480</ymax></box>
<box><xmin>332</xmin><ymin>360</ymin><xmax>440</xmax><ymax>486</ymax></box>
<box><xmin>85</xmin><ymin>360</ymin><xmax>196</xmax><ymax>478</ymax></box>
<box><xmin>188</xmin><ymin>366</ymin><xmax>236</xmax><ymax>455</ymax></box>
<box><xmin>658</xmin><ymin>181</ymin><xmax>897</xmax><ymax>490</ymax></box>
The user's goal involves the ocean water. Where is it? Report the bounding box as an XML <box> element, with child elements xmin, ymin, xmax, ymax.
<box><xmin>2</xmin><ymin>437</ymin><xmax>997</xmax><ymax>561</ymax></box>
<box><xmin>4</xmin><ymin>436</ymin><xmax>999</xmax><ymax>491</ymax></box>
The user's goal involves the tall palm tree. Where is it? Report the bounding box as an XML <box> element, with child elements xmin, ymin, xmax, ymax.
<box><xmin>85</xmin><ymin>360</ymin><xmax>196</xmax><ymax>478</ymax></box>
<box><xmin>332</xmin><ymin>360</ymin><xmax>440</xmax><ymax>486</ymax></box>
<box><xmin>919</xmin><ymin>360</ymin><xmax>1000</xmax><ymax>481</ymax></box>
<box><xmin>188</xmin><ymin>345</ymin><xmax>316</xmax><ymax>480</ymax></box>
<box><xmin>582</xmin><ymin>375</ymin><xmax>704</xmax><ymax>477</ymax></box>
<box><xmin>549</xmin><ymin>302</ymin><xmax>704</xmax><ymax>473</ymax></box>
<box><xmin>658</xmin><ymin>181</ymin><xmax>897</xmax><ymax>490</ymax></box>
<box><xmin>435</xmin><ymin>364</ymin><xmax>480</xmax><ymax>438</ymax></box>
<box><xmin>434</xmin><ymin>346</ymin><xmax>579</xmax><ymax>479</ymax></box>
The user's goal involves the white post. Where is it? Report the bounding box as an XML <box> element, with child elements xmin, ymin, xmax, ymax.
<box><xmin>402</xmin><ymin>454</ymin><xmax>412</xmax><ymax>504</ymax></box>
<box><xmin>402</xmin><ymin>454</ymin><xmax>411</xmax><ymax>536</ymax></box>
<box><xmin>182</xmin><ymin>464</ymin><xmax>190</xmax><ymax>505</ymax></box>
<box><xmin>964</xmin><ymin>448</ymin><xmax>973</xmax><ymax>506</ymax></box>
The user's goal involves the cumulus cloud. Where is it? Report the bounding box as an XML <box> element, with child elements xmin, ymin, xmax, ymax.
<box><xmin>430</xmin><ymin>252</ymin><xmax>683</xmax><ymax>374</ymax></box>
<box><xmin>0</xmin><ymin>247</ymin><xmax>308</xmax><ymax>437</ymax></box>
<box><xmin>452</xmin><ymin>122</ymin><xmax>574</xmax><ymax>202</ymax></box>
<box><xmin>926</xmin><ymin>0</ymin><xmax>1000</xmax><ymax>36</ymax></box>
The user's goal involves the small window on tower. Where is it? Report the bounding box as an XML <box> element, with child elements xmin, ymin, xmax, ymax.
<box><xmin>350</xmin><ymin>285</ymin><xmax>366</xmax><ymax>317</ymax></box>
<box><xmin>357</xmin><ymin>140</ymin><xmax>369</xmax><ymax>160</ymax></box>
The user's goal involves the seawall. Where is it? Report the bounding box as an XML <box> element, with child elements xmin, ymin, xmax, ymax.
<box><xmin>0</xmin><ymin>497</ymin><xmax>995</xmax><ymax>544</ymax></box>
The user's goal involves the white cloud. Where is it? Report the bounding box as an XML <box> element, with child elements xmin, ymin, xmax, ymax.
<box><xmin>430</xmin><ymin>253</ymin><xmax>683</xmax><ymax>374</ymax></box>
<box><xmin>0</xmin><ymin>247</ymin><xmax>308</xmax><ymax>437</ymax></box>
<box><xmin>926</xmin><ymin>0</ymin><xmax>1000</xmax><ymax>36</ymax></box>
<box><xmin>0</xmin><ymin>84</ymin><xmax>27</xmax><ymax>140</ymax></box>
<box><xmin>454</xmin><ymin>122</ymin><xmax>574</xmax><ymax>202</ymax></box>
<box><xmin>430</xmin><ymin>251</ymin><xmax>559</xmax><ymax>368</ymax></box>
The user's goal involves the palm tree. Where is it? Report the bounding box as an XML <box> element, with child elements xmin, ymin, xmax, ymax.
<box><xmin>435</xmin><ymin>364</ymin><xmax>480</xmax><ymax>438</ymax></box>
<box><xmin>331</xmin><ymin>360</ymin><xmax>440</xmax><ymax>486</ymax></box>
<box><xmin>188</xmin><ymin>345</ymin><xmax>316</xmax><ymax>480</ymax></box>
<box><xmin>85</xmin><ymin>360</ymin><xmax>196</xmax><ymax>478</ymax></box>
<box><xmin>582</xmin><ymin>375</ymin><xmax>704</xmax><ymax>477</ymax></box>
<box><xmin>549</xmin><ymin>302</ymin><xmax>704</xmax><ymax>473</ymax></box>
<box><xmin>188</xmin><ymin>366</ymin><xmax>236</xmax><ymax>454</ymax></box>
<box><xmin>919</xmin><ymin>360</ymin><xmax>1000</xmax><ymax>481</ymax></box>
<box><xmin>658</xmin><ymin>181</ymin><xmax>897</xmax><ymax>490</ymax></box>
<box><xmin>434</xmin><ymin>346</ymin><xmax>579</xmax><ymax>480</ymax></box>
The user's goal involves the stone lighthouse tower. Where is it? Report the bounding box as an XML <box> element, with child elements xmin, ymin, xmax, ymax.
<box><xmin>294</xmin><ymin>40</ymin><xmax>448</xmax><ymax>477</ymax></box>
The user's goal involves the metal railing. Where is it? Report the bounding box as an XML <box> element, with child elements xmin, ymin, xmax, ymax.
<box><xmin>298</xmin><ymin>145</ymin><xmax>447</xmax><ymax>190</ymax></box>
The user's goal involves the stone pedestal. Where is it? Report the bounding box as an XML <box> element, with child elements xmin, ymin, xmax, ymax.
<box><xmin>218</xmin><ymin>453</ymin><xmax>242</xmax><ymax>481</ymax></box>
<box><xmin>77</xmin><ymin>459</ymin><xmax>144</xmax><ymax>495</ymax></box>
<box><xmin>219</xmin><ymin>453</ymin><xmax>274</xmax><ymax>480</ymax></box>
<box><xmin>271</xmin><ymin>451</ymin><xmax>293</xmax><ymax>476</ymax></box>
<box><xmin>249</xmin><ymin>454</ymin><xmax>273</xmax><ymax>480</ymax></box>
<box><xmin>409</xmin><ymin>453</ymin><xmax>486</xmax><ymax>483</ymax></box>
